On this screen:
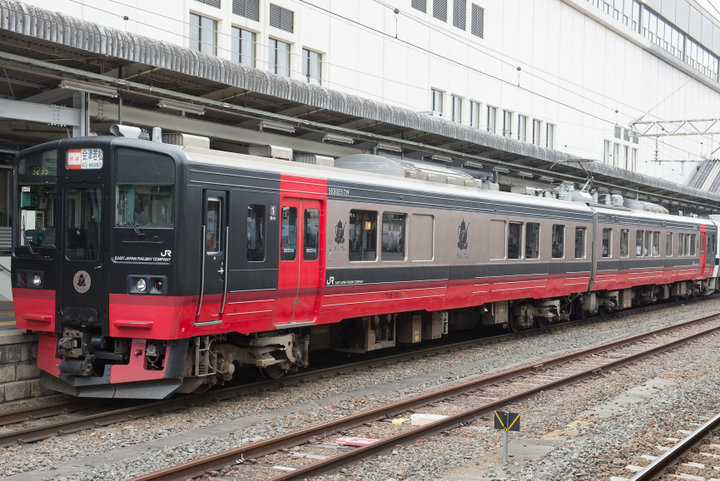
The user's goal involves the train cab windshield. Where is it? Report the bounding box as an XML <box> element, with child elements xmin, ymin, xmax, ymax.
<box><xmin>16</xmin><ymin>149</ymin><xmax>58</xmax><ymax>251</ymax></box>
<box><xmin>115</xmin><ymin>148</ymin><xmax>175</xmax><ymax>230</ymax></box>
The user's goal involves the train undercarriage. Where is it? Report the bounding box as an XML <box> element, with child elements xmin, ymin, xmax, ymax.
<box><xmin>166</xmin><ymin>278</ymin><xmax>716</xmax><ymax>394</ymax></box>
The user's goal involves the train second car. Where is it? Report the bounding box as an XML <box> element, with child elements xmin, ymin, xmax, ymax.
<box><xmin>11</xmin><ymin>131</ymin><xmax>719</xmax><ymax>398</ymax></box>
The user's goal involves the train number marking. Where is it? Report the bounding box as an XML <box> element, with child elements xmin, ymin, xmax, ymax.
<box><xmin>384</xmin><ymin>291</ymin><xmax>401</xmax><ymax>299</ymax></box>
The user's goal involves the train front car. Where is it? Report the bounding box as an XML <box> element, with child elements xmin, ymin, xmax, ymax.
<box><xmin>13</xmin><ymin>137</ymin><xmax>187</xmax><ymax>398</ymax></box>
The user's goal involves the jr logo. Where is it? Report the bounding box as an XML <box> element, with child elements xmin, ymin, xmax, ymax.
<box><xmin>160</xmin><ymin>250</ymin><xmax>172</xmax><ymax>258</ymax></box>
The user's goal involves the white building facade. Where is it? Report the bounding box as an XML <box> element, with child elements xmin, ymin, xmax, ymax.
<box><xmin>11</xmin><ymin>0</ymin><xmax>720</xmax><ymax>184</ymax></box>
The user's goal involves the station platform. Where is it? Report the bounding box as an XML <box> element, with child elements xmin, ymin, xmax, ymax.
<box><xmin>0</xmin><ymin>300</ymin><xmax>16</xmax><ymax>331</ymax></box>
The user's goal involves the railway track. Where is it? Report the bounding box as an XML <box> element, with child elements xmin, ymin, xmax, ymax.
<box><xmin>0</xmin><ymin>297</ymin><xmax>713</xmax><ymax>448</ymax></box>
<box><xmin>128</xmin><ymin>311</ymin><xmax>720</xmax><ymax>481</ymax></box>
<box><xmin>618</xmin><ymin>412</ymin><xmax>720</xmax><ymax>481</ymax></box>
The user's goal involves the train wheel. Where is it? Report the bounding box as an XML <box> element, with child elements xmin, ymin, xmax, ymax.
<box><xmin>261</xmin><ymin>364</ymin><xmax>285</xmax><ymax>379</ymax></box>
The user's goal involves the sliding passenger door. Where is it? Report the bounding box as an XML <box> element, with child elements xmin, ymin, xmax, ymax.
<box><xmin>196</xmin><ymin>190</ymin><xmax>229</xmax><ymax>323</ymax></box>
<box><xmin>275</xmin><ymin>197</ymin><xmax>323</xmax><ymax>326</ymax></box>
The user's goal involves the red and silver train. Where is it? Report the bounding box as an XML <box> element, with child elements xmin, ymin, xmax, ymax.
<box><xmin>11</xmin><ymin>129</ymin><xmax>720</xmax><ymax>398</ymax></box>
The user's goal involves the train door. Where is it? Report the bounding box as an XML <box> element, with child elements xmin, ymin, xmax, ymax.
<box><xmin>58</xmin><ymin>184</ymin><xmax>105</xmax><ymax>331</ymax></box>
<box><xmin>196</xmin><ymin>190</ymin><xmax>229</xmax><ymax>323</ymax></box>
<box><xmin>275</xmin><ymin>198</ymin><xmax>323</xmax><ymax>326</ymax></box>
<box><xmin>699</xmin><ymin>226</ymin><xmax>707</xmax><ymax>272</ymax></box>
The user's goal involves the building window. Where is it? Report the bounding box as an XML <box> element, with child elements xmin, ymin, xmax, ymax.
<box><xmin>517</xmin><ymin>115</ymin><xmax>527</xmax><ymax>142</ymax></box>
<box><xmin>613</xmin><ymin>143</ymin><xmax>620</xmax><ymax>167</ymax></box>
<box><xmin>453</xmin><ymin>0</ymin><xmax>466</xmax><ymax>30</ymax></box>
<box><xmin>546</xmin><ymin>123</ymin><xmax>555</xmax><ymax>149</ymax></box>
<box><xmin>268</xmin><ymin>38</ymin><xmax>291</xmax><ymax>76</ymax></box>
<box><xmin>232</xmin><ymin>27</ymin><xmax>256</xmax><ymax>67</ymax></box>
<box><xmin>532</xmin><ymin>119</ymin><xmax>541</xmax><ymax>146</ymax></box>
<box><xmin>196</xmin><ymin>0</ymin><xmax>220</xmax><ymax>7</ymax></box>
<box><xmin>631</xmin><ymin>148</ymin><xmax>637</xmax><ymax>171</ymax></box>
<box><xmin>469</xmin><ymin>101</ymin><xmax>480</xmax><ymax>128</ymax></box>
<box><xmin>451</xmin><ymin>95</ymin><xmax>463</xmax><ymax>123</ymax></box>
<box><xmin>431</xmin><ymin>89</ymin><xmax>444</xmax><ymax>116</ymax></box>
<box><xmin>269</xmin><ymin>4</ymin><xmax>294</xmax><ymax>33</ymax></box>
<box><xmin>433</xmin><ymin>0</ymin><xmax>447</xmax><ymax>22</ymax></box>
<box><xmin>190</xmin><ymin>13</ymin><xmax>217</xmax><ymax>55</ymax></box>
<box><xmin>233</xmin><ymin>0</ymin><xmax>260</xmax><ymax>21</ymax></box>
<box><xmin>302</xmin><ymin>48</ymin><xmax>322</xmax><ymax>85</ymax></box>
<box><xmin>502</xmin><ymin>110</ymin><xmax>512</xmax><ymax>137</ymax></box>
<box><xmin>471</xmin><ymin>3</ymin><xmax>484</xmax><ymax>38</ymax></box>
<box><xmin>603</xmin><ymin>140</ymin><xmax>611</xmax><ymax>164</ymax></box>
<box><xmin>486</xmin><ymin>105</ymin><xmax>497</xmax><ymax>133</ymax></box>
<box><xmin>412</xmin><ymin>0</ymin><xmax>427</xmax><ymax>13</ymax></box>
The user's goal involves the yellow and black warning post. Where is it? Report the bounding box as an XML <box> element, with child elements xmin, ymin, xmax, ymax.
<box><xmin>493</xmin><ymin>410</ymin><xmax>520</xmax><ymax>463</ymax></box>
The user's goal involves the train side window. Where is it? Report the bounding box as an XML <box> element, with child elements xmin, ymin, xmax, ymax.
<box><xmin>636</xmin><ymin>230</ymin><xmax>644</xmax><ymax>256</ymax></box>
<box><xmin>525</xmin><ymin>223</ymin><xmax>539</xmax><ymax>259</ymax></box>
<box><xmin>303</xmin><ymin>208</ymin><xmax>320</xmax><ymax>261</ymax></box>
<box><xmin>690</xmin><ymin>233</ymin><xmax>697</xmax><ymax>256</ymax></box>
<box><xmin>620</xmin><ymin>229</ymin><xmax>629</xmax><ymax>257</ymax></box>
<box><xmin>666</xmin><ymin>233</ymin><xmax>672</xmax><ymax>257</ymax></box>
<box><xmin>247</xmin><ymin>205</ymin><xmax>266</xmax><ymax>262</ymax></box>
<box><xmin>602</xmin><ymin>228</ymin><xmax>612</xmax><ymax>257</ymax></box>
<box><xmin>280</xmin><ymin>206</ymin><xmax>297</xmax><ymax>261</ymax></box>
<box><xmin>508</xmin><ymin>222</ymin><xmax>522</xmax><ymax>259</ymax></box>
<box><xmin>489</xmin><ymin>220</ymin><xmax>506</xmax><ymax>260</ymax></box>
<box><xmin>644</xmin><ymin>231</ymin><xmax>651</xmax><ymax>256</ymax></box>
<box><xmin>652</xmin><ymin>231</ymin><xmax>660</xmax><ymax>256</ymax></box>
<box><xmin>708</xmin><ymin>232</ymin><xmax>716</xmax><ymax>257</ymax></box>
<box><xmin>678</xmin><ymin>233</ymin><xmax>685</xmax><ymax>256</ymax></box>
<box><xmin>349</xmin><ymin>210</ymin><xmax>377</xmax><ymax>261</ymax></box>
<box><xmin>382</xmin><ymin>212</ymin><xmax>406</xmax><ymax>261</ymax></box>
<box><xmin>574</xmin><ymin>226</ymin><xmax>585</xmax><ymax>259</ymax></box>
<box><xmin>409</xmin><ymin>214</ymin><xmax>434</xmax><ymax>261</ymax></box>
<box><xmin>206</xmin><ymin>197</ymin><xmax>222</xmax><ymax>254</ymax></box>
<box><xmin>552</xmin><ymin>224</ymin><xmax>565</xmax><ymax>259</ymax></box>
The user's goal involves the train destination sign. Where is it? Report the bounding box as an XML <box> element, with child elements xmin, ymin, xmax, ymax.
<box><xmin>66</xmin><ymin>148</ymin><xmax>103</xmax><ymax>170</ymax></box>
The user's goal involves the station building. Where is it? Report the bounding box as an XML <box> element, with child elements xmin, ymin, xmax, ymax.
<box><xmin>2</xmin><ymin>0</ymin><xmax>720</xmax><ymax>299</ymax></box>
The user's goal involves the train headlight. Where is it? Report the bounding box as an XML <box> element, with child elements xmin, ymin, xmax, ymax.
<box><xmin>32</xmin><ymin>274</ymin><xmax>42</xmax><ymax>287</ymax></box>
<box><xmin>135</xmin><ymin>278</ymin><xmax>147</xmax><ymax>293</ymax></box>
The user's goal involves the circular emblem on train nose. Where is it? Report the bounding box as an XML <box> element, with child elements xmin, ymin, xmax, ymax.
<box><xmin>73</xmin><ymin>270</ymin><xmax>91</xmax><ymax>294</ymax></box>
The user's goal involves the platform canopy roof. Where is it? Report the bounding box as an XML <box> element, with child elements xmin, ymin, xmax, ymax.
<box><xmin>0</xmin><ymin>0</ymin><xmax>718</xmax><ymax>214</ymax></box>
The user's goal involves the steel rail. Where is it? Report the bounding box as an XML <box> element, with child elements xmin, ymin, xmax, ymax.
<box><xmin>630</xmin><ymin>412</ymin><xmax>720</xmax><ymax>481</ymax></box>
<box><xmin>0</xmin><ymin>299</ymin><xmax>711</xmax><ymax>446</ymax></box>
<box><xmin>0</xmin><ymin>399</ymin><xmax>98</xmax><ymax>427</ymax></box>
<box><xmin>129</xmin><ymin>313</ymin><xmax>720</xmax><ymax>481</ymax></box>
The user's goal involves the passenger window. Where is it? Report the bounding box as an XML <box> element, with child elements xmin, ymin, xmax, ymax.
<box><xmin>280</xmin><ymin>206</ymin><xmax>297</xmax><ymax>261</ymax></box>
<box><xmin>644</xmin><ymin>231</ymin><xmax>651</xmax><ymax>256</ymax></box>
<box><xmin>247</xmin><ymin>205</ymin><xmax>266</xmax><ymax>262</ymax></box>
<box><xmin>206</xmin><ymin>197</ymin><xmax>222</xmax><ymax>254</ymax></box>
<box><xmin>349</xmin><ymin>210</ymin><xmax>377</xmax><ymax>261</ymax></box>
<box><xmin>666</xmin><ymin>233</ymin><xmax>672</xmax><ymax>257</ymax></box>
<box><xmin>636</xmin><ymin>230</ymin><xmax>644</xmax><ymax>256</ymax></box>
<box><xmin>690</xmin><ymin>234</ymin><xmax>697</xmax><ymax>256</ymax></box>
<box><xmin>620</xmin><ymin>229</ymin><xmax>629</xmax><ymax>257</ymax></box>
<box><xmin>508</xmin><ymin>222</ymin><xmax>522</xmax><ymax>259</ymax></box>
<box><xmin>303</xmin><ymin>208</ymin><xmax>320</xmax><ymax>261</ymax></box>
<box><xmin>602</xmin><ymin>228</ymin><xmax>612</xmax><ymax>258</ymax></box>
<box><xmin>678</xmin><ymin>233</ymin><xmax>685</xmax><ymax>256</ymax></box>
<box><xmin>552</xmin><ymin>224</ymin><xmax>565</xmax><ymax>259</ymax></box>
<box><xmin>410</xmin><ymin>214</ymin><xmax>434</xmax><ymax>261</ymax></box>
<box><xmin>574</xmin><ymin>226</ymin><xmax>585</xmax><ymax>259</ymax></box>
<box><xmin>525</xmin><ymin>223</ymin><xmax>539</xmax><ymax>259</ymax></box>
<box><xmin>652</xmin><ymin>232</ymin><xmax>660</xmax><ymax>256</ymax></box>
<box><xmin>489</xmin><ymin>220</ymin><xmax>506</xmax><ymax>260</ymax></box>
<box><xmin>382</xmin><ymin>212</ymin><xmax>406</xmax><ymax>261</ymax></box>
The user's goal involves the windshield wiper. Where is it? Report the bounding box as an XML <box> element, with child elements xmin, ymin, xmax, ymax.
<box><xmin>123</xmin><ymin>208</ymin><xmax>145</xmax><ymax>237</ymax></box>
<box><xmin>23</xmin><ymin>234</ymin><xmax>37</xmax><ymax>255</ymax></box>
